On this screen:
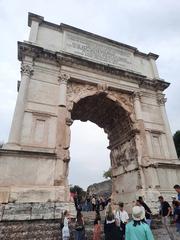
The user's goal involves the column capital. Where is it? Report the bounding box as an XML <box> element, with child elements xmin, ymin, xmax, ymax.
<box><xmin>157</xmin><ymin>93</ymin><xmax>167</xmax><ymax>105</ymax></box>
<box><xmin>133</xmin><ymin>91</ymin><xmax>142</xmax><ymax>101</ymax></box>
<box><xmin>58</xmin><ymin>72</ymin><xmax>70</xmax><ymax>84</ymax></box>
<box><xmin>21</xmin><ymin>63</ymin><xmax>34</xmax><ymax>77</ymax></box>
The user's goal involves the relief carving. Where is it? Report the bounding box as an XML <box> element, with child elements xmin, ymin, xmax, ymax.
<box><xmin>67</xmin><ymin>82</ymin><xmax>97</xmax><ymax>103</ymax></box>
<box><xmin>133</xmin><ymin>91</ymin><xmax>142</xmax><ymax>101</ymax></box>
<box><xmin>108</xmin><ymin>91</ymin><xmax>133</xmax><ymax>114</ymax></box>
<box><xmin>67</xmin><ymin>82</ymin><xmax>133</xmax><ymax>118</ymax></box>
<box><xmin>97</xmin><ymin>83</ymin><xmax>108</xmax><ymax>92</ymax></box>
<box><xmin>110</xmin><ymin>138</ymin><xmax>138</xmax><ymax>169</ymax></box>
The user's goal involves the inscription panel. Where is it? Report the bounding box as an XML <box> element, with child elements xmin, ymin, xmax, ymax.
<box><xmin>64</xmin><ymin>32</ymin><xmax>133</xmax><ymax>70</ymax></box>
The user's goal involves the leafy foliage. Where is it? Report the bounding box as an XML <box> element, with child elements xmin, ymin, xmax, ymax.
<box><xmin>103</xmin><ymin>168</ymin><xmax>112</xmax><ymax>179</ymax></box>
<box><xmin>173</xmin><ymin>130</ymin><xmax>180</xmax><ymax>158</ymax></box>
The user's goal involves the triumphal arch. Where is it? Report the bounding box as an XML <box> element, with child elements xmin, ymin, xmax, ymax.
<box><xmin>0</xmin><ymin>13</ymin><xmax>179</xmax><ymax>217</ymax></box>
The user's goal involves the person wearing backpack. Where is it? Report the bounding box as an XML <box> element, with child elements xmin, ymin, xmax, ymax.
<box><xmin>75</xmin><ymin>210</ymin><xmax>85</xmax><ymax>240</ymax></box>
<box><xmin>125</xmin><ymin>206</ymin><xmax>154</xmax><ymax>240</ymax></box>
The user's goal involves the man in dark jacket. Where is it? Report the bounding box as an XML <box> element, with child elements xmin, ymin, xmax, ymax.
<box><xmin>138</xmin><ymin>196</ymin><xmax>152</xmax><ymax>227</ymax></box>
<box><xmin>158</xmin><ymin>196</ymin><xmax>172</xmax><ymax>225</ymax></box>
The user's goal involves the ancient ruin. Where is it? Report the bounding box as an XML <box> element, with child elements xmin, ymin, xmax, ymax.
<box><xmin>0</xmin><ymin>13</ymin><xmax>179</xmax><ymax>223</ymax></box>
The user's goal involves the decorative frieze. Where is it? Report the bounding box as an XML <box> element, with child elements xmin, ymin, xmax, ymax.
<box><xmin>18</xmin><ymin>42</ymin><xmax>170</xmax><ymax>92</ymax></box>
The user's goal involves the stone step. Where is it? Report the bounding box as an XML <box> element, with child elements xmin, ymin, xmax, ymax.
<box><xmin>0</xmin><ymin>217</ymin><xmax>179</xmax><ymax>240</ymax></box>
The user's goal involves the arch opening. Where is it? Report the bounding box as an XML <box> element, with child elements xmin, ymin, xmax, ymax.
<box><xmin>71</xmin><ymin>93</ymin><xmax>134</xmax><ymax>149</ymax></box>
<box><xmin>69</xmin><ymin>120</ymin><xmax>110</xmax><ymax>190</ymax></box>
<box><xmin>70</xmin><ymin>93</ymin><xmax>139</xmax><ymax>204</ymax></box>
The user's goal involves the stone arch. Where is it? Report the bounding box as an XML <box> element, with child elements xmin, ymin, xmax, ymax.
<box><xmin>0</xmin><ymin>13</ymin><xmax>179</xmax><ymax>220</ymax></box>
<box><xmin>68</xmin><ymin>86</ymin><xmax>139</xmax><ymax>205</ymax></box>
<box><xmin>67</xmin><ymin>82</ymin><xmax>134</xmax><ymax>121</ymax></box>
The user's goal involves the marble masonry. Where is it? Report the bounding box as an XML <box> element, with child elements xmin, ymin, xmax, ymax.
<box><xmin>0</xmin><ymin>12</ymin><xmax>179</xmax><ymax>219</ymax></box>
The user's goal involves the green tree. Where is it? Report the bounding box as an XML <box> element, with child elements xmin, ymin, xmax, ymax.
<box><xmin>103</xmin><ymin>168</ymin><xmax>112</xmax><ymax>179</ymax></box>
<box><xmin>173</xmin><ymin>130</ymin><xmax>180</xmax><ymax>158</ymax></box>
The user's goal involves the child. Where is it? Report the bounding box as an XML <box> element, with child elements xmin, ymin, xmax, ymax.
<box><xmin>62</xmin><ymin>210</ymin><xmax>70</xmax><ymax>240</ymax></box>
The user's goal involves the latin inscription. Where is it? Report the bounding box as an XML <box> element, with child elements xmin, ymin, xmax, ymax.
<box><xmin>64</xmin><ymin>32</ymin><xmax>132</xmax><ymax>69</ymax></box>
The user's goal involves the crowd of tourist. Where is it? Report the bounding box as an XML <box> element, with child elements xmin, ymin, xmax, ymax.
<box><xmin>73</xmin><ymin>194</ymin><xmax>108</xmax><ymax>212</ymax></box>
<box><xmin>61</xmin><ymin>184</ymin><xmax>180</xmax><ymax>240</ymax></box>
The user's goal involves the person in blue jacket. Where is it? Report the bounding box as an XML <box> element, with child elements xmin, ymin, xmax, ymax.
<box><xmin>125</xmin><ymin>206</ymin><xmax>154</xmax><ymax>240</ymax></box>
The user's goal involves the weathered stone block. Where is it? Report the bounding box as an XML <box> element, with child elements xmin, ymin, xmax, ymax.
<box><xmin>31</xmin><ymin>202</ymin><xmax>55</xmax><ymax>220</ymax></box>
<box><xmin>0</xmin><ymin>204</ymin><xmax>4</xmax><ymax>221</ymax></box>
<box><xmin>2</xmin><ymin>203</ymin><xmax>31</xmax><ymax>221</ymax></box>
<box><xmin>54</xmin><ymin>202</ymin><xmax>69</xmax><ymax>219</ymax></box>
<box><xmin>0</xmin><ymin>189</ymin><xmax>9</xmax><ymax>203</ymax></box>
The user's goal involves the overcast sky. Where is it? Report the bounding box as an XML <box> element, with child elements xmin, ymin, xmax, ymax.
<box><xmin>0</xmin><ymin>0</ymin><xmax>180</xmax><ymax>189</ymax></box>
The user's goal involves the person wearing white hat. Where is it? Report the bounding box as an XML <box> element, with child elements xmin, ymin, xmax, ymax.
<box><xmin>125</xmin><ymin>206</ymin><xmax>154</xmax><ymax>240</ymax></box>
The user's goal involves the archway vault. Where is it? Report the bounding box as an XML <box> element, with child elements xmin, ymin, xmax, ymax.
<box><xmin>71</xmin><ymin>91</ymin><xmax>134</xmax><ymax>149</ymax></box>
<box><xmin>67</xmin><ymin>81</ymin><xmax>140</xmax><ymax>207</ymax></box>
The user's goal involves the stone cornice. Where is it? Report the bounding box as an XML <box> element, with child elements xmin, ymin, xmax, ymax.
<box><xmin>18</xmin><ymin>41</ymin><xmax>170</xmax><ymax>91</ymax></box>
<box><xmin>147</xmin><ymin>162</ymin><xmax>180</xmax><ymax>169</ymax></box>
<box><xmin>28</xmin><ymin>12</ymin><xmax>159</xmax><ymax>60</ymax></box>
<box><xmin>28</xmin><ymin>12</ymin><xmax>44</xmax><ymax>27</ymax></box>
<box><xmin>0</xmin><ymin>149</ymin><xmax>56</xmax><ymax>159</ymax></box>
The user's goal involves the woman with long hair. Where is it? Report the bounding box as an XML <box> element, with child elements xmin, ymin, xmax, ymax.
<box><xmin>125</xmin><ymin>206</ymin><xmax>154</xmax><ymax>240</ymax></box>
<box><xmin>93</xmin><ymin>210</ymin><xmax>101</xmax><ymax>240</ymax></box>
<box><xmin>62</xmin><ymin>210</ymin><xmax>70</xmax><ymax>240</ymax></box>
<box><xmin>75</xmin><ymin>210</ymin><xmax>85</xmax><ymax>240</ymax></box>
<box><xmin>104</xmin><ymin>203</ymin><xmax>117</xmax><ymax>240</ymax></box>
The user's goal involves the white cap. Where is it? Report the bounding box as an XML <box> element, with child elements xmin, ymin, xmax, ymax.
<box><xmin>132</xmin><ymin>206</ymin><xmax>144</xmax><ymax>221</ymax></box>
